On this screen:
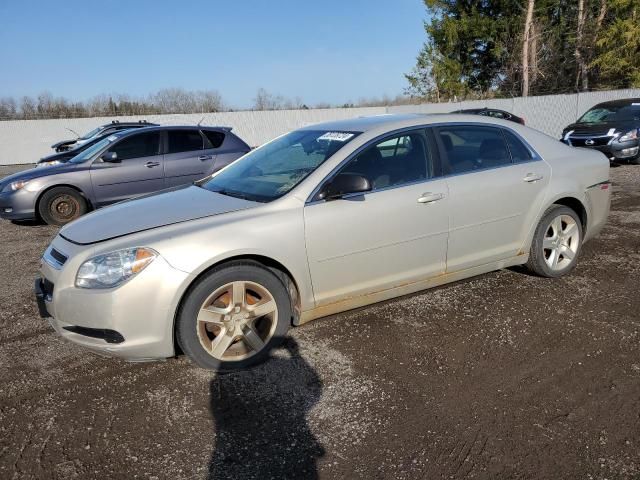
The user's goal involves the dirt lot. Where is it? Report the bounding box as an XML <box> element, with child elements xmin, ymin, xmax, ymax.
<box><xmin>0</xmin><ymin>164</ymin><xmax>638</xmax><ymax>480</ymax></box>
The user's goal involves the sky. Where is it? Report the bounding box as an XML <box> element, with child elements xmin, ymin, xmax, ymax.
<box><xmin>0</xmin><ymin>0</ymin><xmax>428</xmax><ymax>109</ymax></box>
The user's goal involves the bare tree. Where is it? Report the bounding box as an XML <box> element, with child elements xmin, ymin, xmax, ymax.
<box><xmin>521</xmin><ymin>0</ymin><xmax>535</xmax><ymax>97</ymax></box>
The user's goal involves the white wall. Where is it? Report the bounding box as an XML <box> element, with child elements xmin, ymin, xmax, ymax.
<box><xmin>1</xmin><ymin>89</ymin><xmax>638</xmax><ymax>165</ymax></box>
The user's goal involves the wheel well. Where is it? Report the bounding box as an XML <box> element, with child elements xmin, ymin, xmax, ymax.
<box><xmin>553</xmin><ymin>197</ymin><xmax>587</xmax><ymax>232</ymax></box>
<box><xmin>172</xmin><ymin>255</ymin><xmax>302</xmax><ymax>354</ymax></box>
<box><xmin>35</xmin><ymin>184</ymin><xmax>93</xmax><ymax>218</ymax></box>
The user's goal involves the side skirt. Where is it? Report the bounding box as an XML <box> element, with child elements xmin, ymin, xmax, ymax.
<box><xmin>297</xmin><ymin>253</ymin><xmax>528</xmax><ymax>325</ymax></box>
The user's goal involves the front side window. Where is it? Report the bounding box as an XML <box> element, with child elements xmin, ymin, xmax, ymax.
<box><xmin>168</xmin><ymin>130</ymin><xmax>205</xmax><ymax>153</ymax></box>
<box><xmin>200</xmin><ymin>130</ymin><xmax>359</xmax><ymax>202</ymax></box>
<box><xmin>437</xmin><ymin>126</ymin><xmax>511</xmax><ymax>174</ymax></box>
<box><xmin>337</xmin><ymin>131</ymin><xmax>431</xmax><ymax>190</ymax></box>
<box><xmin>111</xmin><ymin>132</ymin><xmax>161</xmax><ymax>160</ymax></box>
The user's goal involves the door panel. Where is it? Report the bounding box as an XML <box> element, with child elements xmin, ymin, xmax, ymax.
<box><xmin>89</xmin><ymin>132</ymin><xmax>164</xmax><ymax>206</ymax></box>
<box><xmin>304</xmin><ymin>181</ymin><xmax>449</xmax><ymax>306</ymax></box>
<box><xmin>445</xmin><ymin>162</ymin><xmax>550</xmax><ymax>271</ymax></box>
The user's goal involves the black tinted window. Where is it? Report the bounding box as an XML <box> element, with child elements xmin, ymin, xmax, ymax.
<box><xmin>504</xmin><ymin>130</ymin><xmax>533</xmax><ymax>163</ymax></box>
<box><xmin>203</xmin><ymin>130</ymin><xmax>225</xmax><ymax>149</ymax></box>
<box><xmin>112</xmin><ymin>132</ymin><xmax>161</xmax><ymax>160</ymax></box>
<box><xmin>437</xmin><ymin>126</ymin><xmax>510</xmax><ymax>174</ymax></box>
<box><xmin>340</xmin><ymin>131</ymin><xmax>430</xmax><ymax>190</ymax></box>
<box><xmin>168</xmin><ymin>130</ymin><xmax>204</xmax><ymax>153</ymax></box>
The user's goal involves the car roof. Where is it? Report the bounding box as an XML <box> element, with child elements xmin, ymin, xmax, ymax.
<box><xmin>298</xmin><ymin>113</ymin><xmax>519</xmax><ymax>135</ymax></box>
<box><xmin>110</xmin><ymin>125</ymin><xmax>233</xmax><ymax>139</ymax></box>
<box><xmin>592</xmin><ymin>98</ymin><xmax>640</xmax><ymax>108</ymax></box>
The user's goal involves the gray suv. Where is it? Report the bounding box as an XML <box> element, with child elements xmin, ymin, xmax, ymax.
<box><xmin>0</xmin><ymin>126</ymin><xmax>251</xmax><ymax>225</ymax></box>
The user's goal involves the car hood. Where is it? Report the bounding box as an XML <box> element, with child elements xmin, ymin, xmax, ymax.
<box><xmin>562</xmin><ymin>121</ymin><xmax>639</xmax><ymax>137</ymax></box>
<box><xmin>59</xmin><ymin>185</ymin><xmax>261</xmax><ymax>245</ymax></box>
<box><xmin>51</xmin><ymin>139</ymin><xmax>76</xmax><ymax>149</ymax></box>
<box><xmin>0</xmin><ymin>163</ymin><xmax>81</xmax><ymax>188</ymax></box>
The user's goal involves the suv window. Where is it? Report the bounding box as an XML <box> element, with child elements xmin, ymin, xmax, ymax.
<box><xmin>202</xmin><ymin>130</ymin><xmax>225</xmax><ymax>149</ymax></box>
<box><xmin>339</xmin><ymin>131</ymin><xmax>430</xmax><ymax>190</ymax></box>
<box><xmin>111</xmin><ymin>132</ymin><xmax>161</xmax><ymax>160</ymax></box>
<box><xmin>437</xmin><ymin>126</ymin><xmax>510</xmax><ymax>174</ymax></box>
<box><xmin>168</xmin><ymin>130</ymin><xmax>205</xmax><ymax>153</ymax></box>
<box><xmin>504</xmin><ymin>130</ymin><xmax>533</xmax><ymax>163</ymax></box>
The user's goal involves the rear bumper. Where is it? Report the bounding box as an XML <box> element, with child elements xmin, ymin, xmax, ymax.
<box><xmin>584</xmin><ymin>181</ymin><xmax>612</xmax><ymax>243</ymax></box>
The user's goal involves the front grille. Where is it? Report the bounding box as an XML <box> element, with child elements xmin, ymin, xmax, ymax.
<box><xmin>569</xmin><ymin>136</ymin><xmax>613</xmax><ymax>147</ymax></box>
<box><xmin>50</xmin><ymin>248</ymin><xmax>68</xmax><ymax>265</ymax></box>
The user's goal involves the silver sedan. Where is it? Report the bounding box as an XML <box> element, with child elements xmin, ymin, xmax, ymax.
<box><xmin>36</xmin><ymin>114</ymin><xmax>611</xmax><ymax>370</ymax></box>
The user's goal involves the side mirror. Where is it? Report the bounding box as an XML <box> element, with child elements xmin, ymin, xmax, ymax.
<box><xmin>319</xmin><ymin>173</ymin><xmax>371</xmax><ymax>201</ymax></box>
<box><xmin>101</xmin><ymin>151</ymin><xmax>119</xmax><ymax>163</ymax></box>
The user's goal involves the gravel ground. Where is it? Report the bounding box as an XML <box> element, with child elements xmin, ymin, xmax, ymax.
<box><xmin>0</xmin><ymin>164</ymin><xmax>639</xmax><ymax>480</ymax></box>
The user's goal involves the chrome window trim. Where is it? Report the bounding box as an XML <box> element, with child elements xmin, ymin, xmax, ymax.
<box><xmin>305</xmin><ymin>122</ymin><xmax>543</xmax><ymax>205</ymax></box>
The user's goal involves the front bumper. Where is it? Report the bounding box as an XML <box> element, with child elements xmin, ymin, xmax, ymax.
<box><xmin>562</xmin><ymin>138</ymin><xmax>640</xmax><ymax>160</ymax></box>
<box><xmin>36</xmin><ymin>237</ymin><xmax>191</xmax><ymax>361</ymax></box>
<box><xmin>0</xmin><ymin>188</ymin><xmax>38</xmax><ymax>220</ymax></box>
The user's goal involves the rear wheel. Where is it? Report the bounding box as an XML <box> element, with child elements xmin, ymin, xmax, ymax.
<box><xmin>526</xmin><ymin>205</ymin><xmax>583</xmax><ymax>277</ymax></box>
<box><xmin>38</xmin><ymin>187</ymin><xmax>87</xmax><ymax>226</ymax></box>
<box><xmin>176</xmin><ymin>262</ymin><xmax>292</xmax><ymax>371</ymax></box>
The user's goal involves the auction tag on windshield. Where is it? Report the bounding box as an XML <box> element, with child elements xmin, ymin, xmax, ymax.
<box><xmin>318</xmin><ymin>132</ymin><xmax>354</xmax><ymax>142</ymax></box>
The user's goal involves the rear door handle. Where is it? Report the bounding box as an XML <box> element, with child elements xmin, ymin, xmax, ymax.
<box><xmin>198</xmin><ymin>155</ymin><xmax>213</xmax><ymax>161</ymax></box>
<box><xmin>145</xmin><ymin>161</ymin><xmax>160</xmax><ymax>168</ymax></box>
<box><xmin>417</xmin><ymin>192</ymin><xmax>445</xmax><ymax>204</ymax></box>
<box><xmin>523</xmin><ymin>173</ymin><xmax>543</xmax><ymax>183</ymax></box>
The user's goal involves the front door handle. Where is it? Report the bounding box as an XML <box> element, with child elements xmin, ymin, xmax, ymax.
<box><xmin>417</xmin><ymin>192</ymin><xmax>445</xmax><ymax>204</ymax></box>
<box><xmin>145</xmin><ymin>161</ymin><xmax>160</xmax><ymax>168</ymax></box>
<box><xmin>198</xmin><ymin>155</ymin><xmax>212</xmax><ymax>161</ymax></box>
<box><xmin>523</xmin><ymin>173</ymin><xmax>543</xmax><ymax>183</ymax></box>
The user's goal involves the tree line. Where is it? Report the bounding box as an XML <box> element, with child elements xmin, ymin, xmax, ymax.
<box><xmin>0</xmin><ymin>87</ymin><xmax>415</xmax><ymax>121</ymax></box>
<box><xmin>405</xmin><ymin>0</ymin><xmax>640</xmax><ymax>102</ymax></box>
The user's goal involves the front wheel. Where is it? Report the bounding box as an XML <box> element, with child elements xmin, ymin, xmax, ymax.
<box><xmin>176</xmin><ymin>262</ymin><xmax>292</xmax><ymax>371</ymax></box>
<box><xmin>525</xmin><ymin>205</ymin><xmax>583</xmax><ymax>278</ymax></box>
<box><xmin>38</xmin><ymin>187</ymin><xmax>87</xmax><ymax>226</ymax></box>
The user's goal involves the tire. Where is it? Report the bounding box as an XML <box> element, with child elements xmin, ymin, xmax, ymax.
<box><xmin>176</xmin><ymin>261</ymin><xmax>292</xmax><ymax>371</ymax></box>
<box><xmin>526</xmin><ymin>204</ymin><xmax>583</xmax><ymax>278</ymax></box>
<box><xmin>38</xmin><ymin>187</ymin><xmax>87</xmax><ymax>226</ymax></box>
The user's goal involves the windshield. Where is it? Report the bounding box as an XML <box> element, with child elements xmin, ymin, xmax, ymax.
<box><xmin>79</xmin><ymin>126</ymin><xmax>103</xmax><ymax>140</ymax></box>
<box><xmin>68</xmin><ymin>137</ymin><xmax>113</xmax><ymax>164</ymax></box>
<box><xmin>577</xmin><ymin>104</ymin><xmax>640</xmax><ymax>124</ymax></box>
<box><xmin>200</xmin><ymin>130</ymin><xmax>360</xmax><ymax>202</ymax></box>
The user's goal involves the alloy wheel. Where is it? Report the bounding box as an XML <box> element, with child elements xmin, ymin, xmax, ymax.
<box><xmin>196</xmin><ymin>281</ymin><xmax>278</xmax><ymax>361</ymax></box>
<box><xmin>543</xmin><ymin>214</ymin><xmax>580</xmax><ymax>271</ymax></box>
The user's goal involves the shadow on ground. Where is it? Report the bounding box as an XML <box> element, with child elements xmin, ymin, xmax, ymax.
<box><xmin>208</xmin><ymin>337</ymin><xmax>324</xmax><ymax>480</ymax></box>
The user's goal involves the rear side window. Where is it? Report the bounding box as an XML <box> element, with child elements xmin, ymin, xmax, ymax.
<box><xmin>168</xmin><ymin>130</ymin><xmax>204</xmax><ymax>153</ymax></box>
<box><xmin>503</xmin><ymin>130</ymin><xmax>533</xmax><ymax>163</ymax></box>
<box><xmin>202</xmin><ymin>130</ymin><xmax>225</xmax><ymax>149</ymax></box>
<box><xmin>112</xmin><ymin>132</ymin><xmax>161</xmax><ymax>160</ymax></box>
<box><xmin>437</xmin><ymin>125</ymin><xmax>511</xmax><ymax>174</ymax></box>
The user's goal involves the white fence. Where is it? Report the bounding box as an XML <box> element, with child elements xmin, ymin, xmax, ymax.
<box><xmin>1</xmin><ymin>89</ymin><xmax>638</xmax><ymax>165</ymax></box>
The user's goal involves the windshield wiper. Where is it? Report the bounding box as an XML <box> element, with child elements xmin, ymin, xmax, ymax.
<box><xmin>212</xmin><ymin>188</ymin><xmax>251</xmax><ymax>200</ymax></box>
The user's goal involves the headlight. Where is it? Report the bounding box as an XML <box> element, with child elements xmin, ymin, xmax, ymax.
<box><xmin>618</xmin><ymin>129</ymin><xmax>639</xmax><ymax>143</ymax></box>
<box><xmin>76</xmin><ymin>247</ymin><xmax>157</xmax><ymax>289</ymax></box>
<box><xmin>36</xmin><ymin>160</ymin><xmax>62</xmax><ymax>168</ymax></box>
<box><xmin>2</xmin><ymin>180</ymin><xmax>29</xmax><ymax>192</ymax></box>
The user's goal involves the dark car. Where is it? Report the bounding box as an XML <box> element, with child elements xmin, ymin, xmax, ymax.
<box><xmin>52</xmin><ymin>120</ymin><xmax>158</xmax><ymax>152</ymax></box>
<box><xmin>560</xmin><ymin>99</ymin><xmax>640</xmax><ymax>164</ymax></box>
<box><xmin>0</xmin><ymin>126</ymin><xmax>250</xmax><ymax>225</ymax></box>
<box><xmin>451</xmin><ymin>108</ymin><xmax>525</xmax><ymax>125</ymax></box>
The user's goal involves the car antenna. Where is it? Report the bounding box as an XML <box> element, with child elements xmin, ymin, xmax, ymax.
<box><xmin>65</xmin><ymin>127</ymin><xmax>80</xmax><ymax>138</ymax></box>
<box><xmin>197</xmin><ymin>116</ymin><xmax>204</xmax><ymax>127</ymax></box>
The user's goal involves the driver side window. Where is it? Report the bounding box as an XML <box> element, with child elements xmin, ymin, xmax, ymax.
<box><xmin>339</xmin><ymin>131</ymin><xmax>431</xmax><ymax>191</ymax></box>
<box><xmin>111</xmin><ymin>132</ymin><xmax>161</xmax><ymax>161</ymax></box>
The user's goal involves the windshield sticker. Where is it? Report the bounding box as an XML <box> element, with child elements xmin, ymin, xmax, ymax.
<box><xmin>607</xmin><ymin>128</ymin><xmax>616</xmax><ymax>136</ymax></box>
<box><xmin>632</xmin><ymin>103</ymin><xmax>640</xmax><ymax>106</ymax></box>
<box><xmin>317</xmin><ymin>132</ymin><xmax>354</xmax><ymax>142</ymax></box>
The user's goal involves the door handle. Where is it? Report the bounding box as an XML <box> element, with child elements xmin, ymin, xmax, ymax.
<box><xmin>417</xmin><ymin>192</ymin><xmax>445</xmax><ymax>204</ymax></box>
<box><xmin>145</xmin><ymin>161</ymin><xmax>160</xmax><ymax>168</ymax></box>
<box><xmin>198</xmin><ymin>155</ymin><xmax>212</xmax><ymax>161</ymax></box>
<box><xmin>523</xmin><ymin>173</ymin><xmax>543</xmax><ymax>183</ymax></box>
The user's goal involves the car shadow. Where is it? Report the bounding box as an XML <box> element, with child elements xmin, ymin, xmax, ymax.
<box><xmin>10</xmin><ymin>218</ymin><xmax>46</xmax><ymax>227</ymax></box>
<box><xmin>207</xmin><ymin>337</ymin><xmax>325</xmax><ymax>480</ymax></box>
